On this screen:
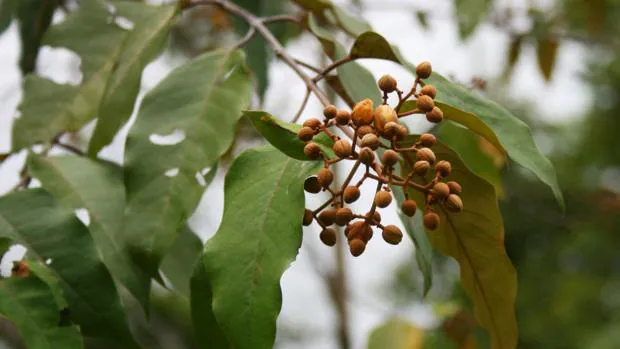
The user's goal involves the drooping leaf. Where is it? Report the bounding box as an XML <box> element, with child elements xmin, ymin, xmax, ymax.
<box><xmin>505</xmin><ymin>34</ymin><xmax>525</xmax><ymax>77</ymax></box>
<box><xmin>536</xmin><ymin>35</ymin><xmax>559</xmax><ymax>81</ymax></box>
<box><xmin>161</xmin><ymin>226</ymin><xmax>203</xmax><ymax>297</ymax></box>
<box><xmin>330</xmin><ymin>5</ymin><xmax>372</xmax><ymax>37</ymax></box>
<box><xmin>0</xmin><ymin>0</ymin><xmax>15</xmax><ymax>35</ymax></box>
<box><xmin>88</xmin><ymin>2</ymin><xmax>178</xmax><ymax>156</ymax></box>
<box><xmin>367</xmin><ymin>318</ymin><xmax>424</xmax><ymax>349</ymax></box>
<box><xmin>0</xmin><ymin>189</ymin><xmax>138</xmax><ymax>347</ymax></box>
<box><xmin>27</xmin><ymin>261</ymin><xmax>68</xmax><ymax>310</ymax></box>
<box><xmin>290</xmin><ymin>0</ymin><xmax>332</xmax><ymax>12</ymax></box>
<box><xmin>124</xmin><ymin>49</ymin><xmax>251</xmax><ymax>278</ymax></box>
<box><xmin>201</xmin><ymin>145</ymin><xmax>321</xmax><ymax>349</ymax></box>
<box><xmin>400</xmin><ymin>137</ymin><xmax>518</xmax><ymax>349</ymax></box>
<box><xmin>14</xmin><ymin>0</ymin><xmax>59</xmax><ymax>75</ymax></box>
<box><xmin>246</xmin><ymin>110</ymin><xmax>335</xmax><ymax>160</ymax></box>
<box><xmin>28</xmin><ymin>155</ymin><xmax>151</xmax><ymax>310</ymax></box>
<box><xmin>348</xmin><ymin>31</ymin><xmax>563</xmax><ymax>209</ymax></box>
<box><xmin>0</xmin><ymin>274</ymin><xmax>83</xmax><ymax>349</ymax></box>
<box><xmin>416</xmin><ymin>11</ymin><xmax>429</xmax><ymax>30</ymax></box>
<box><xmin>454</xmin><ymin>0</ymin><xmax>492</xmax><ymax>39</ymax></box>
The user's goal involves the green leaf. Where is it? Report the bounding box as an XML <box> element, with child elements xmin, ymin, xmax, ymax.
<box><xmin>28</xmin><ymin>155</ymin><xmax>151</xmax><ymax>310</ymax></box>
<box><xmin>201</xmin><ymin>145</ymin><xmax>320</xmax><ymax>349</ymax></box>
<box><xmin>367</xmin><ymin>318</ymin><xmax>423</xmax><ymax>349</ymax></box>
<box><xmin>124</xmin><ymin>49</ymin><xmax>251</xmax><ymax>277</ymax></box>
<box><xmin>0</xmin><ymin>0</ymin><xmax>15</xmax><ymax>35</ymax></box>
<box><xmin>454</xmin><ymin>0</ymin><xmax>491</xmax><ymax>39</ymax></box>
<box><xmin>27</xmin><ymin>261</ymin><xmax>68</xmax><ymax>310</ymax></box>
<box><xmin>330</xmin><ymin>5</ymin><xmax>372</xmax><ymax>37</ymax></box>
<box><xmin>505</xmin><ymin>35</ymin><xmax>524</xmax><ymax>77</ymax></box>
<box><xmin>0</xmin><ymin>274</ymin><xmax>83</xmax><ymax>349</ymax></box>
<box><xmin>14</xmin><ymin>0</ymin><xmax>59</xmax><ymax>75</ymax></box>
<box><xmin>0</xmin><ymin>189</ymin><xmax>138</xmax><ymax>347</ymax></box>
<box><xmin>291</xmin><ymin>0</ymin><xmax>332</xmax><ymax>13</ymax></box>
<box><xmin>401</xmin><ymin>137</ymin><xmax>518</xmax><ymax>349</ymax></box>
<box><xmin>161</xmin><ymin>226</ymin><xmax>203</xmax><ymax>297</ymax></box>
<box><xmin>348</xmin><ymin>31</ymin><xmax>563</xmax><ymax>209</ymax></box>
<box><xmin>246</xmin><ymin>110</ymin><xmax>335</xmax><ymax>160</ymax></box>
<box><xmin>536</xmin><ymin>36</ymin><xmax>559</xmax><ymax>81</ymax></box>
<box><xmin>87</xmin><ymin>2</ymin><xmax>178</xmax><ymax>156</ymax></box>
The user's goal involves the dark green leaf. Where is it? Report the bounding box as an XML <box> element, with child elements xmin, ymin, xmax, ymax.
<box><xmin>367</xmin><ymin>318</ymin><xmax>423</xmax><ymax>349</ymax></box>
<box><xmin>0</xmin><ymin>189</ymin><xmax>138</xmax><ymax>347</ymax></box>
<box><xmin>291</xmin><ymin>0</ymin><xmax>331</xmax><ymax>13</ymax></box>
<box><xmin>454</xmin><ymin>0</ymin><xmax>491</xmax><ymax>39</ymax></box>
<box><xmin>246</xmin><ymin>110</ymin><xmax>335</xmax><ymax>160</ymax></box>
<box><xmin>124</xmin><ymin>49</ymin><xmax>251</xmax><ymax>278</ymax></box>
<box><xmin>0</xmin><ymin>0</ymin><xmax>15</xmax><ymax>35</ymax></box>
<box><xmin>536</xmin><ymin>36</ymin><xmax>559</xmax><ymax>81</ymax></box>
<box><xmin>87</xmin><ymin>2</ymin><xmax>178</xmax><ymax>156</ymax></box>
<box><xmin>201</xmin><ymin>145</ymin><xmax>320</xmax><ymax>349</ymax></box>
<box><xmin>416</xmin><ymin>11</ymin><xmax>429</xmax><ymax>30</ymax></box>
<box><xmin>15</xmin><ymin>0</ymin><xmax>59</xmax><ymax>75</ymax></box>
<box><xmin>28</xmin><ymin>155</ymin><xmax>151</xmax><ymax>310</ymax></box>
<box><xmin>0</xmin><ymin>274</ymin><xmax>83</xmax><ymax>349</ymax></box>
<box><xmin>505</xmin><ymin>35</ymin><xmax>524</xmax><ymax>77</ymax></box>
<box><xmin>401</xmin><ymin>138</ymin><xmax>518</xmax><ymax>349</ymax></box>
<box><xmin>161</xmin><ymin>226</ymin><xmax>203</xmax><ymax>297</ymax></box>
<box><xmin>27</xmin><ymin>261</ymin><xmax>67</xmax><ymax>310</ymax></box>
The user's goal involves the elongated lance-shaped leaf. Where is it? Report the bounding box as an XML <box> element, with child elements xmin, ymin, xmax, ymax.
<box><xmin>124</xmin><ymin>49</ymin><xmax>252</xmax><ymax>278</ymax></box>
<box><xmin>348</xmin><ymin>31</ymin><xmax>563</xmax><ymax>209</ymax></box>
<box><xmin>161</xmin><ymin>225</ymin><xmax>204</xmax><ymax>297</ymax></box>
<box><xmin>0</xmin><ymin>189</ymin><xmax>139</xmax><ymax>348</ymax></box>
<box><xmin>14</xmin><ymin>0</ymin><xmax>59</xmax><ymax>75</ymax></box>
<box><xmin>454</xmin><ymin>0</ymin><xmax>492</xmax><ymax>39</ymax></box>
<box><xmin>0</xmin><ymin>273</ymin><xmax>83</xmax><ymax>349</ymax></box>
<box><xmin>88</xmin><ymin>2</ymin><xmax>178</xmax><ymax>156</ymax></box>
<box><xmin>28</xmin><ymin>155</ymin><xmax>151</xmax><ymax>310</ymax></box>
<box><xmin>200</xmin><ymin>145</ymin><xmax>321</xmax><ymax>349</ymax></box>
<box><xmin>400</xmin><ymin>137</ymin><xmax>518</xmax><ymax>349</ymax></box>
<box><xmin>191</xmin><ymin>259</ymin><xmax>230</xmax><ymax>349</ymax></box>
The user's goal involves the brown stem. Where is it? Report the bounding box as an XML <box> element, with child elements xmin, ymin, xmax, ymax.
<box><xmin>312</xmin><ymin>55</ymin><xmax>354</xmax><ymax>83</ymax></box>
<box><xmin>291</xmin><ymin>88</ymin><xmax>311</xmax><ymax>123</ymax></box>
<box><xmin>261</xmin><ymin>14</ymin><xmax>301</xmax><ymax>25</ymax></box>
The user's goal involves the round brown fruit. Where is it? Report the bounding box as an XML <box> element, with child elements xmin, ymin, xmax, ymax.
<box><xmin>433</xmin><ymin>182</ymin><xmax>450</xmax><ymax>198</ymax></box>
<box><xmin>343</xmin><ymin>186</ymin><xmax>361</xmax><ymax>203</ymax></box>
<box><xmin>361</xmin><ymin>133</ymin><xmax>379</xmax><ymax>150</ymax></box>
<box><xmin>304</xmin><ymin>176</ymin><xmax>322</xmax><ymax>193</ymax></box>
<box><xmin>382</xmin><ymin>150</ymin><xmax>400</xmax><ymax>167</ymax></box>
<box><xmin>298</xmin><ymin>126</ymin><xmax>314</xmax><ymax>142</ymax></box>
<box><xmin>447</xmin><ymin>181</ymin><xmax>462</xmax><ymax>194</ymax></box>
<box><xmin>423</xmin><ymin>211</ymin><xmax>440</xmax><ymax>230</ymax></box>
<box><xmin>401</xmin><ymin>199</ymin><xmax>417</xmax><ymax>217</ymax></box>
<box><xmin>320</xmin><ymin>228</ymin><xmax>337</xmax><ymax>246</ymax></box>
<box><xmin>382</xmin><ymin>225</ymin><xmax>403</xmax><ymax>245</ymax></box>
<box><xmin>349</xmin><ymin>239</ymin><xmax>366</xmax><ymax>257</ymax></box>
<box><xmin>335</xmin><ymin>208</ymin><xmax>353</xmax><ymax>226</ymax></box>
<box><xmin>435</xmin><ymin>160</ymin><xmax>452</xmax><ymax>178</ymax></box>
<box><xmin>304</xmin><ymin>142</ymin><xmax>321</xmax><ymax>159</ymax></box>
<box><xmin>416</xmin><ymin>61</ymin><xmax>432</xmax><ymax>79</ymax></box>
<box><xmin>351</xmin><ymin>99</ymin><xmax>374</xmax><ymax>126</ymax></box>
<box><xmin>318</xmin><ymin>209</ymin><xmax>337</xmax><ymax>226</ymax></box>
<box><xmin>317</xmin><ymin>168</ymin><xmax>334</xmax><ymax>188</ymax></box>
<box><xmin>374</xmin><ymin>105</ymin><xmax>398</xmax><ymax>135</ymax></box>
<box><xmin>333</xmin><ymin>139</ymin><xmax>352</xmax><ymax>158</ymax></box>
<box><xmin>416</xmin><ymin>148</ymin><xmax>436</xmax><ymax>164</ymax></box>
<box><xmin>426</xmin><ymin>107</ymin><xmax>444</xmax><ymax>123</ymax></box>
<box><xmin>303</xmin><ymin>118</ymin><xmax>321</xmax><ymax>129</ymax></box>
<box><xmin>420</xmin><ymin>84</ymin><xmax>437</xmax><ymax>99</ymax></box>
<box><xmin>336</xmin><ymin>110</ymin><xmax>351</xmax><ymax>125</ymax></box>
<box><xmin>347</xmin><ymin>221</ymin><xmax>372</xmax><ymax>242</ymax></box>
<box><xmin>419</xmin><ymin>133</ymin><xmax>436</xmax><ymax>147</ymax></box>
<box><xmin>417</xmin><ymin>95</ymin><xmax>435</xmax><ymax>113</ymax></box>
<box><xmin>396</xmin><ymin>124</ymin><xmax>408</xmax><ymax>140</ymax></box>
<box><xmin>365</xmin><ymin>211</ymin><xmax>381</xmax><ymax>225</ymax></box>
<box><xmin>359</xmin><ymin>147</ymin><xmax>375</xmax><ymax>165</ymax></box>
<box><xmin>303</xmin><ymin>209</ymin><xmax>313</xmax><ymax>226</ymax></box>
<box><xmin>445</xmin><ymin>194</ymin><xmax>464</xmax><ymax>213</ymax></box>
<box><xmin>413</xmin><ymin>160</ymin><xmax>430</xmax><ymax>175</ymax></box>
<box><xmin>357</xmin><ymin>125</ymin><xmax>375</xmax><ymax>137</ymax></box>
<box><xmin>383</xmin><ymin>122</ymin><xmax>400</xmax><ymax>139</ymax></box>
<box><xmin>323</xmin><ymin>105</ymin><xmax>337</xmax><ymax>119</ymax></box>
<box><xmin>374</xmin><ymin>191</ymin><xmax>392</xmax><ymax>208</ymax></box>
<box><xmin>378</xmin><ymin>74</ymin><xmax>397</xmax><ymax>93</ymax></box>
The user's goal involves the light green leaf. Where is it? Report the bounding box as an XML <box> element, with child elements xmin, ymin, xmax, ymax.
<box><xmin>14</xmin><ymin>0</ymin><xmax>59</xmax><ymax>75</ymax></box>
<box><xmin>348</xmin><ymin>31</ymin><xmax>563</xmax><ymax>209</ymax></box>
<box><xmin>161</xmin><ymin>226</ymin><xmax>203</xmax><ymax>297</ymax></box>
<box><xmin>0</xmin><ymin>274</ymin><xmax>83</xmax><ymax>349</ymax></box>
<box><xmin>88</xmin><ymin>3</ymin><xmax>178</xmax><ymax>156</ymax></box>
<box><xmin>124</xmin><ymin>49</ymin><xmax>252</xmax><ymax>277</ymax></box>
<box><xmin>454</xmin><ymin>0</ymin><xmax>492</xmax><ymax>39</ymax></box>
<box><xmin>28</xmin><ymin>155</ymin><xmax>151</xmax><ymax>310</ymax></box>
<box><xmin>401</xmin><ymin>137</ymin><xmax>518</xmax><ymax>349</ymax></box>
<box><xmin>330</xmin><ymin>5</ymin><xmax>372</xmax><ymax>37</ymax></box>
<box><xmin>0</xmin><ymin>189</ymin><xmax>138</xmax><ymax>348</ymax></box>
<box><xmin>202</xmin><ymin>145</ymin><xmax>320</xmax><ymax>349</ymax></box>
<box><xmin>368</xmin><ymin>318</ymin><xmax>424</xmax><ymax>349</ymax></box>
<box><xmin>246</xmin><ymin>110</ymin><xmax>335</xmax><ymax>160</ymax></box>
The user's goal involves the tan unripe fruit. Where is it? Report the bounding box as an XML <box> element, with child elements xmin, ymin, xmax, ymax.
<box><xmin>396</xmin><ymin>124</ymin><xmax>408</xmax><ymax>140</ymax></box>
<box><xmin>349</xmin><ymin>239</ymin><xmax>366</xmax><ymax>256</ymax></box>
<box><xmin>383</xmin><ymin>122</ymin><xmax>400</xmax><ymax>139</ymax></box>
<box><xmin>419</xmin><ymin>133</ymin><xmax>436</xmax><ymax>147</ymax></box>
<box><xmin>374</xmin><ymin>190</ymin><xmax>392</xmax><ymax>208</ymax></box>
<box><xmin>303</xmin><ymin>118</ymin><xmax>321</xmax><ymax>129</ymax></box>
<box><xmin>303</xmin><ymin>209</ymin><xmax>313</xmax><ymax>226</ymax></box>
<box><xmin>357</xmin><ymin>125</ymin><xmax>375</xmax><ymax>137</ymax></box>
<box><xmin>304</xmin><ymin>142</ymin><xmax>321</xmax><ymax>159</ymax></box>
<box><xmin>361</xmin><ymin>133</ymin><xmax>379</xmax><ymax>150</ymax></box>
<box><xmin>416</xmin><ymin>148</ymin><xmax>436</xmax><ymax>164</ymax></box>
<box><xmin>416</xmin><ymin>61</ymin><xmax>432</xmax><ymax>79</ymax></box>
<box><xmin>420</xmin><ymin>84</ymin><xmax>437</xmax><ymax>99</ymax></box>
<box><xmin>447</xmin><ymin>181</ymin><xmax>462</xmax><ymax>194</ymax></box>
<box><xmin>304</xmin><ymin>176</ymin><xmax>321</xmax><ymax>193</ymax></box>
<box><xmin>343</xmin><ymin>186</ymin><xmax>360</xmax><ymax>203</ymax></box>
<box><xmin>323</xmin><ymin>105</ymin><xmax>338</xmax><ymax>119</ymax></box>
<box><xmin>423</xmin><ymin>211</ymin><xmax>440</xmax><ymax>230</ymax></box>
<box><xmin>335</xmin><ymin>208</ymin><xmax>353</xmax><ymax>226</ymax></box>
<box><xmin>445</xmin><ymin>194</ymin><xmax>464</xmax><ymax>212</ymax></box>
<box><xmin>401</xmin><ymin>199</ymin><xmax>417</xmax><ymax>217</ymax></box>
<box><xmin>417</xmin><ymin>95</ymin><xmax>435</xmax><ymax>113</ymax></box>
<box><xmin>336</xmin><ymin>110</ymin><xmax>351</xmax><ymax>125</ymax></box>
<box><xmin>426</xmin><ymin>107</ymin><xmax>444</xmax><ymax>123</ymax></box>
<box><xmin>374</xmin><ymin>105</ymin><xmax>398</xmax><ymax>134</ymax></box>
<box><xmin>317</xmin><ymin>168</ymin><xmax>334</xmax><ymax>187</ymax></box>
<box><xmin>298</xmin><ymin>127</ymin><xmax>314</xmax><ymax>142</ymax></box>
<box><xmin>333</xmin><ymin>139</ymin><xmax>352</xmax><ymax>158</ymax></box>
<box><xmin>318</xmin><ymin>209</ymin><xmax>337</xmax><ymax>226</ymax></box>
<box><xmin>382</xmin><ymin>150</ymin><xmax>400</xmax><ymax>167</ymax></box>
<box><xmin>433</xmin><ymin>182</ymin><xmax>450</xmax><ymax>198</ymax></box>
<box><xmin>382</xmin><ymin>225</ymin><xmax>403</xmax><ymax>245</ymax></box>
<box><xmin>359</xmin><ymin>147</ymin><xmax>375</xmax><ymax>164</ymax></box>
<box><xmin>378</xmin><ymin>74</ymin><xmax>398</xmax><ymax>93</ymax></box>
<box><xmin>435</xmin><ymin>160</ymin><xmax>452</xmax><ymax>178</ymax></box>
<box><xmin>351</xmin><ymin>98</ymin><xmax>374</xmax><ymax>126</ymax></box>
<box><xmin>413</xmin><ymin>160</ymin><xmax>431</xmax><ymax>175</ymax></box>
<box><xmin>320</xmin><ymin>228</ymin><xmax>337</xmax><ymax>246</ymax></box>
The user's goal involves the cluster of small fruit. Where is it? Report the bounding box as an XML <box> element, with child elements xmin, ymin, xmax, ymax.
<box><xmin>298</xmin><ymin>61</ymin><xmax>464</xmax><ymax>257</ymax></box>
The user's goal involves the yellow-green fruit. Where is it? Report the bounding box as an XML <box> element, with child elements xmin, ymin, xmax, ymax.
<box><xmin>304</xmin><ymin>176</ymin><xmax>322</xmax><ymax>193</ymax></box>
<box><xmin>378</xmin><ymin>74</ymin><xmax>397</xmax><ymax>93</ymax></box>
<box><xmin>423</xmin><ymin>211</ymin><xmax>440</xmax><ymax>230</ymax></box>
<box><xmin>383</xmin><ymin>122</ymin><xmax>400</xmax><ymax>139</ymax></box>
<box><xmin>335</xmin><ymin>110</ymin><xmax>351</xmax><ymax>125</ymax></box>
<box><xmin>359</xmin><ymin>147</ymin><xmax>375</xmax><ymax>165</ymax></box>
<box><xmin>333</xmin><ymin>139</ymin><xmax>352</xmax><ymax>158</ymax></box>
<box><xmin>416</xmin><ymin>147</ymin><xmax>436</xmax><ymax>164</ymax></box>
<box><xmin>382</xmin><ymin>150</ymin><xmax>400</xmax><ymax>167</ymax></box>
<box><xmin>361</xmin><ymin>133</ymin><xmax>379</xmax><ymax>150</ymax></box>
<box><xmin>298</xmin><ymin>126</ymin><xmax>314</xmax><ymax>142</ymax></box>
<box><xmin>447</xmin><ymin>181</ymin><xmax>462</xmax><ymax>194</ymax></box>
<box><xmin>357</xmin><ymin>125</ymin><xmax>375</xmax><ymax>137</ymax></box>
<box><xmin>374</xmin><ymin>190</ymin><xmax>392</xmax><ymax>208</ymax></box>
<box><xmin>303</xmin><ymin>118</ymin><xmax>321</xmax><ymax>129</ymax></box>
<box><xmin>433</xmin><ymin>182</ymin><xmax>450</xmax><ymax>198</ymax></box>
<box><xmin>320</xmin><ymin>228</ymin><xmax>337</xmax><ymax>246</ymax></box>
<box><xmin>351</xmin><ymin>98</ymin><xmax>374</xmax><ymax>126</ymax></box>
<box><xmin>420</xmin><ymin>84</ymin><xmax>437</xmax><ymax>99</ymax></box>
<box><xmin>343</xmin><ymin>186</ymin><xmax>360</xmax><ymax>203</ymax></box>
<box><xmin>349</xmin><ymin>239</ymin><xmax>366</xmax><ymax>257</ymax></box>
<box><xmin>413</xmin><ymin>160</ymin><xmax>431</xmax><ymax>175</ymax></box>
<box><xmin>445</xmin><ymin>194</ymin><xmax>464</xmax><ymax>212</ymax></box>
<box><xmin>302</xmin><ymin>209</ymin><xmax>313</xmax><ymax>226</ymax></box>
<box><xmin>374</xmin><ymin>105</ymin><xmax>398</xmax><ymax>134</ymax></box>
<box><xmin>304</xmin><ymin>142</ymin><xmax>321</xmax><ymax>159</ymax></box>
<box><xmin>382</xmin><ymin>225</ymin><xmax>403</xmax><ymax>245</ymax></box>
<box><xmin>426</xmin><ymin>106</ymin><xmax>444</xmax><ymax>123</ymax></box>
<box><xmin>318</xmin><ymin>209</ymin><xmax>337</xmax><ymax>226</ymax></box>
<box><xmin>317</xmin><ymin>168</ymin><xmax>334</xmax><ymax>188</ymax></box>
<box><xmin>416</xmin><ymin>61</ymin><xmax>432</xmax><ymax>79</ymax></box>
<box><xmin>323</xmin><ymin>105</ymin><xmax>337</xmax><ymax>119</ymax></box>
<box><xmin>435</xmin><ymin>160</ymin><xmax>452</xmax><ymax>177</ymax></box>
<box><xmin>419</xmin><ymin>133</ymin><xmax>436</xmax><ymax>147</ymax></box>
<box><xmin>335</xmin><ymin>208</ymin><xmax>353</xmax><ymax>226</ymax></box>
<box><xmin>401</xmin><ymin>199</ymin><xmax>417</xmax><ymax>217</ymax></box>
<box><xmin>417</xmin><ymin>95</ymin><xmax>435</xmax><ymax>113</ymax></box>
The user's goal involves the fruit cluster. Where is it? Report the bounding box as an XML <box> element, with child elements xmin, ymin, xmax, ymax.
<box><xmin>299</xmin><ymin>61</ymin><xmax>464</xmax><ymax>257</ymax></box>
